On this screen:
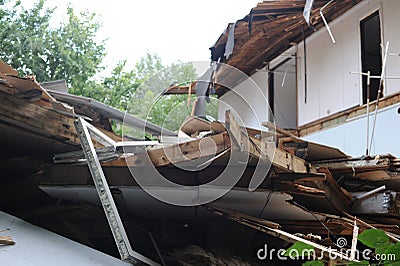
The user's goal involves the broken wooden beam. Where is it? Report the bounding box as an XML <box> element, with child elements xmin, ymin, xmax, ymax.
<box><xmin>147</xmin><ymin>131</ymin><xmax>229</xmax><ymax>167</ymax></box>
<box><xmin>314</xmin><ymin>167</ymin><xmax>353</xmax><ymax>213</ymax></box>
<box><xmin>226</xmin><ymin>110</ymin><xmax>314</xmax><ymax>174</ymax></box>
<box><xmin>313</xmin><ymin>156</ymin><xmax>391</xmax><ymax>171</ymax></box>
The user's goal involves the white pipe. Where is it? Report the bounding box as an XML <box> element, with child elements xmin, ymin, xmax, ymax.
<box><xmin>366</xmin><ymin>71</ymin><xmax>370</xmax><ymax>156</ymax></box>
<box><xmin>356</xmin><ymin>185</ymin><xmax>386</xmax><ymax>201</ymax></box>
<box><xmin>350</xmin><ymin>72</ymin><xmax>400</xmax><ymax>79</ymax></box>
<box><xmin>379</xmin><ymin>42</ymin><xmax>390</xmax><ymax>89</ymax></box>
<box><xmin>281</xmin><ymin>67</ymin><xmax>289</xmax><ymax>87</ymax></box>
<box><xmin>350</xmin><ymin>219</ymin><xmax>359</xmax><ymax>260</ymax></box>
<box><xmin>369</xmin><ymin>42</ymin><xmax>390</xmax><ymax>153</ymax></box>
<box><xmin>320</xmin><ymin>0</ymin><xmax>336</xmax><ymax>44</ymax></box>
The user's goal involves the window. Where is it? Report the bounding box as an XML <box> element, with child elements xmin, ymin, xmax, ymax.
<box><xmin>268</xmin><ymin>57</ymin><xmax>297</xmax><ymax>129</ymax></box>
<box><xmin>360</xmin><ymin>11</ymin><xmax>383</xmax><ymax>104</ymax></box>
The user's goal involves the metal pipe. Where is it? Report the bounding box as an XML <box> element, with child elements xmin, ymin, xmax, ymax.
<box><xmin>281</xmin><ymin>67</ymin><xmax>289</xmax><ymax>88</ymax></box>
<box><xmin>148</xmin><ymin>232</ymin><xmax>166</xmax><ymax>266</ymax></box>
<box><xmin>356</xmin><ymin>185</ymin><xmax>386</xmax><ymax>200</ymax></box>
<box><xmin>350</xmin><ymin>71</ymin><xmax>400</xmax><ymax>79</ymax></box>
<box><xmin>320</xmin><ymin>0</ymin><xmax>336</xmax><ymax>44</ymax></box>
<box><xmin>350</xmin><ymin>219</ymin><xmax>359</xmax><ymax>260</ymax></box>
<box><xmin>369</xmin><ymin>42</ymin><xmax>390</xmax><ymax>153</ymax></box>
<box><xmin>303</xmin><ymin>30</ymin><xmax>308</xmax><ymax>103</ymax></box>
<box><xmin>366</xmin><ymin>71</ymin><xmax>370</xmax><ymax>156</ymax></box>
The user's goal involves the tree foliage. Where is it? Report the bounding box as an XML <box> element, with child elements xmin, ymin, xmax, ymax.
<box><xmin>127</xmin><ymin>57</ymin><xmax>218</xmax><ymax>132</ymax></box>
<box><xmin>0</xmin><ymin>0</ymin><xmax>54</xmax><ymax>77</ymax></box>
<box><xmin>49</xmin><ymin>6</ymin><xmax>105</xmax><ymax>94</ymax></box>
<box><xmin>97</xmin><ymin>60</ymin><xmax>138</xmax><ymax>110</ymax></box>
<box><xmin>0</xmin><ymin>0</ymin><xmax>105</xmax><ymax>92</ymax></box>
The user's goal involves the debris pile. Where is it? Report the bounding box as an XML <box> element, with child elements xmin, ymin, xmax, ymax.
<box><xmin>1</xmin><ymin>60</ymin><xmax>400</xmax><ymax>264</ymax></box>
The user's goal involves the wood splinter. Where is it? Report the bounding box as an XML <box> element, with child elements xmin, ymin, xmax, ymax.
<box><xmin>0</xmin><ymin>236</ymin><xmax>15</xmax><ymax>245</ymax></box>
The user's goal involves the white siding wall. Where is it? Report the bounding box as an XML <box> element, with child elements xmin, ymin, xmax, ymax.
<box><xmin>297</xmin><ymin>0</ymin><xmax>400</xmax><ymax>126</ymax></box>
<box><xmin>382</xmin><ymin>0</ymin><xmax>400</xmax><ymax>95</ymax></box>
<box><xmin>217</xmin><ymin>0</ymin><xmax>400</xmax><ymax>156</ymax></box>
<box><xmin>218</xmin><ymin>70</ymin><xmax>268</xmax><ymax>129</ymax></box>
<box><xmin>304</xmin><ymin>102</ymin><xmax>400</xmax><ymax>157</ymax></box>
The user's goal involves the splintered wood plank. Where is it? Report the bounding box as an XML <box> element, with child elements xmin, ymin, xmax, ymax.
<box><xmin>0</xmin><ymin>74</ymin><xmax>55</xmax><ymax>102</ymax></box>
<box><xmin>0</xmin><ymin>91</ymin><xmax>118</xmax><ymax>147</ymax></box>
<box><xmin>104</xmin><ymin>132</ymin><xmax>231</xmax><ymax>168</ymax></box>
<box><xmin>147</xmin><ymin>131</ymin><xmax>229</xmax><ymax>167</ymax></box>
<box><xmin>313</xmin><ymin>158</ymin><xmax>391</xmax><ymax>173</ymax></box>
<box><xmin>355</xmin><ymin>170</ymin><xmax>392</xmax><ymax>181</ymax></box>
<box><xmin>226</xmin><ymin>109</ymin><xmax>313</xmax><ymax>174</ymax></box>
<box><xmin>102</xmin><ymin>123</ymin><xmax>227</xmax><ymax>168</ymax></box>
<box><xmin>225</xmin><ymin>110</ymin><xmax>249</xmax><ymax>152</ymax></box>
<box><xmin>0</xmin><ymin>236</ymin><xmax>15</xmax><ymax>245</ymax></box>
<box><xmin>0</xmin><ymin>84</ymin><xmax>17</xmax><ymax>94</ymax></box>
<box><xmin>315</xmin><ymin>167</ymin><xmax>353</xmax><ymax>213</ymax></box>
<box><xmin>180</xmin><ymin>116</ymin><xmax>211</xmax><ymax>136</ymax></box>
<box><xmin>272</xmin><ymin>147</ymin><xmax>311</xmax><ymax>173</ymax></box>
<box><xmin>206</xmin><ymin>204</ymin><xmax>356</xmax><ymax>263</ymax></box>
<box><xmin>108</xmin><ymin>110</ymin><xmax>313</xmax><ymax>174</ymax></box>
<box><xmin>210</xmin><ymin>121</ymin><xmax>226</xmax><ymax>134</ymax></box>
<box><xmin>0</xmin><ymin>91</ymin><xmax>77</xmax><ymax>141</ymax></box>
<box><xmin>206</xmin><ymin>205</ymin><xmax>280</xmax><ymax>229</ymax></box>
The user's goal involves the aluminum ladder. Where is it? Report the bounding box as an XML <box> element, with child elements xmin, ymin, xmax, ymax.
<box><xmin>74</xmin><ymin>117</ymin><xmax>159</xmax><ymax>265</ymax></box>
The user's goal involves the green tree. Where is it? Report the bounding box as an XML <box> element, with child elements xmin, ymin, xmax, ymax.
<box><xmin>135</xmin><ymin>52</ymin><xmax>164</xmax><ymax>82</ymax></box>
<box><xmin>0</xmin><ymin>0</ymin><xmax>105</xmax><ymax>94</ymax></box>
<box><xmin>0</xmin><ymin>0</ymin><xmax>54</xmax><ymax>78</ymax></box>
<box><xmin>96</xmin><ymin>60</ymin><xmax>138</xmax><ymax>110</ymax></box>
<box><xmin>48</xmin><ymin>6</ymin><xmax>105</xmax><ymax>94</ymax></box>
<box><xmin>126</xmin><ymin>54</ymin><xmax>218</xmax><ymax>132</ymax></box>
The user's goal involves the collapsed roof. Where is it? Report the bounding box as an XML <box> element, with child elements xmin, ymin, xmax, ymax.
<box><xmin>1</xmin><ymin>57</ymin><xmax>400</xmax><ymax>263</ymax></box>
<box><xmin>210</xmin><ymin>0</ymin><xmax>363</xmax><ymax>96</ymax></box>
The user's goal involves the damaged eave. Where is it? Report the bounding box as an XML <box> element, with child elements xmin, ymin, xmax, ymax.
<box><xmin>0</xmin><ymin>85</ymin><xmax>80</xmax><ymax>147</ymax></box>
<box><xmin>47</xmin><ymin>89</ymin><xmax>177</xmax><ymax>137</ymax></box>
<box><xmin>210</xmin><ymin>0</ymin><xmax>364</xmax><ymax>96</ymax></box>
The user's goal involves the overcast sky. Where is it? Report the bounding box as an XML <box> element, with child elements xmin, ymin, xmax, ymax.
<box><xmin>23</xmin><ymin>0</ymin><xmax>260</xmax><ymax>71</ymax></box>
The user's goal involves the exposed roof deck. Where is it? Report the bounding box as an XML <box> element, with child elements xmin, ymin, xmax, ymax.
<box><xmin>210</xmin><ymin>0</ymin><xmax>363</xmax><ymax>96</ymax></box>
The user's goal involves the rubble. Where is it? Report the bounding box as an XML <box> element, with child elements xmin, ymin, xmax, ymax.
<box><xmin>1</xmin><ymin>56</ymin><xmax>400</xmax><ymax>264</ymax></box>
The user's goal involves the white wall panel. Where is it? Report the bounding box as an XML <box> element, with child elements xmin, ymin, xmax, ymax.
<box><xmin>382</xmin><ymin>0</ymin><xmax>400</xmax><ymax>95</ymax></box>
<box><xmin>305</xmin><ymin>102</ymin><xmax>400</xmax><ymax>157</ymax></box>
<box><xmin>218</xmin><ymin>70</ymin><xmax>268</xmax><ymax>129</ymax></box>
<box><xmin>298</xmin><ymin>0</ymin><xmax>400</xmax><ymax>126</ymax></box>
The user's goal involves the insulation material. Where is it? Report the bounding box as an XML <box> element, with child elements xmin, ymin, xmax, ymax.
<box><xmin>224</xmin><ymin>22</ymin><xmax>236</xmax><ymax>59</ymax></box>
<box><xmin>303</xmin><ymin>0</ymin><xmax>315</xmax><ymax>25</ymax></box>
